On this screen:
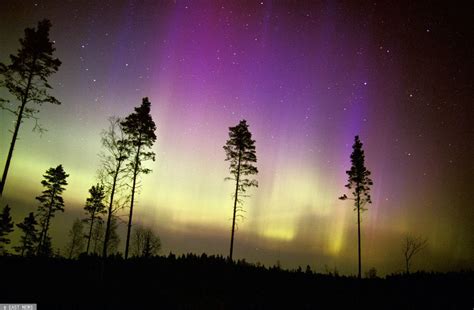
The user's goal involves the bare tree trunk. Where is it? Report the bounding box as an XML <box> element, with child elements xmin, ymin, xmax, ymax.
<box><xmin>102</xmin><ymin>164</ymin><xmax>120</xmax><ymax>258</ymax></box>
<box><xmin>86</xmin><ymin>210</ymin><xmax>96</xmax><ymax>254</ymax></box>
<box><xmin>0</xmin><ymin>57</ymin><xmax>36</xmax><ymax>197</ymax></box>
<box><xmin>229</xmin><ymin>151</ymin><xmax>242</xmax><ymax>261</ymax></box>
<box><xmin>1</xmin><ymin>102</ymin><xmax>26</xmax><ymax>196</ymax></box>
<box><xmin>93</xmin><ymin>233</ymin><xmax>99</xmax><ymax>254</ymax></box>
<box><xmin>39</xmin><ymin>209</ymin><xmax>53</xmax><ymax>254</ymax></box>
<box><xmin>36</xmin><ymin>221</ymin><xmax>46</xmax><ymax>254</ymax></box>
<box><xmin>92</xmin><ymin>227</ymin><xmax>102</xmax><ymax>254</ymax></box>
<box><xmin>37</xmin><ymin>189</ymin><xmax>56</xmax><ymax>255</ymax></box>
<box><xmin>125</xmin><ymin>143</ymin><xmax>141</xmax><ymax>259</ymax></box>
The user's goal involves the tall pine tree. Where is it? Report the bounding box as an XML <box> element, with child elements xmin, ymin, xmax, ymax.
<box><xmin>121</xmin><ymin>97</ymin><xmax>157</xmax><ymax>259</ymax></box>
<box><xmin>223</xmin><ymin>120</ymin><xmax>258</xmax><ymax>261</ymax></box>
<box><xmin>0</xmin><ymin>20</ymin><xmax>61</xmax><ymax>196</ymax></box>
<box><xmin>36</xmin><ymin>164</ymin><xmax>69</xmax><ymax>255</ymax></box>
<box><xmin>340</xmin><ymin>135</ymin><xmax>373</xmax><ymax>279</ymax></box>
<box><xmin>0</xmin><ymin>205</ymin><xmax>14</xmax><ymax>254</ymax></box>
<box><xmin>14</xmin><ymin>212</ymin><xmax>38</xmax><ymax>256</ymax></box>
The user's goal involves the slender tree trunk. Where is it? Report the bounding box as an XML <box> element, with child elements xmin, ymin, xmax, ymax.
<box><xmin>36</xmin><ymin>221</ymin><xmax>46</xmax><ymax>254</ymax></box>
<box><xmin>357</xmin><ymin>192</ymin><xmax>361</xmax><ymax>279</ymax></box>
<box><xmin>93</xmin><ymin>235</ymin><xmax>97</xmax><ymax>254</ymax></box>
<box><xmin>0</xmin><ymin>57</ymin><xmax>36</xmax><ymax>197</ymax></box>
<box><xmin>102</xmin><ymin>164</ymin><xmax>120</xmax><ymax>258</ymax></box>
<box><xmin>37</xmin><ymin>188</ymin><xmax>56</xmax><ymax>255</ymax></box>
<box><xmin>86</xmin><ymin>211</ymin><xmax>96</xmax><ymax>254</ymax></box>
<box><xmin>125</xmin><ymin>143</ymin><xmax>141</xmax><ymax>259</ymax></box>
<box><xmin>39</xmin><ymin>207</ymin><xmax>53</xmax><ymax>254</ymax></box>
<box><xmin>404</xmin><ymin>244</ymin><xmax>409</xmax><ymax>274</ymax></box>
<box><xmin>229</xmin><ymin>151</ymin><xmax>242</xmax><ymax>261</ymax></box>
<box><xmin>0</xmin><ymin>101</ymin><xmax>26</xmax><ymax>196</ymax></box>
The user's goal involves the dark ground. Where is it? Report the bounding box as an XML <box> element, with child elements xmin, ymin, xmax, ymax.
<box><xmin>1</xmin><ymin>254</ymin><xmax>472</xmax><ymax>309</ymax></box>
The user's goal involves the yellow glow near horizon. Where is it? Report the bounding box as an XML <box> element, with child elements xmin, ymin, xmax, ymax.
<box><xmin>261</xmin><ymin>227</ymin><xmax>295</xmax><ymax>242</ymax></box>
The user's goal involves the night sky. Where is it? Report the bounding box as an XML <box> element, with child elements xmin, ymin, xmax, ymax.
<box><xmin>0</xmin><ymin>1</ymin><xmax>472</xmax><ymax>275</ymax></box>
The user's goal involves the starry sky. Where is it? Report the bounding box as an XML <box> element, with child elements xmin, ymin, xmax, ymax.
<box><xmin>0</xmin><ymin>1</ymin><xmax>472</xmax><ymax>275</ymax></box>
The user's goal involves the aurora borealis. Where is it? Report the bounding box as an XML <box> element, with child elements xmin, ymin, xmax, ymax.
<box><xmin>0</xmin><ymin>1</ymin><xmax>472</xmax><ymax>275</ymax></box>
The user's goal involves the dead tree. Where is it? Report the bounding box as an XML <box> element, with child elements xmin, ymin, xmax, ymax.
<box><xmin>403</xmin><ymin>235</ymin><xmax>428</xmax><ymax>274</ymax></box>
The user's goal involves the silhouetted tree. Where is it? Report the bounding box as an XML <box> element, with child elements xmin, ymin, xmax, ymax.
<box><xmin>83</xmin><ymin>183</ymin><xmax>106</xmax><ymax>254</ymax></box>
<box><xmin>339</xmin><ymin>135</ymin><xmax>373</xmax><ymax>279</ymax></box>
<box><xmin>0</xmin><ymin>205</ymin><xmax>14</xmax><ymax>254</ymax></box>
<box><xmin>36</xmin><ymin>164</ymin><xmax>69</xmax><ymax>255</ymax></box>
<box><xmin>0</xmin><ymin>20</ymin><xmax>61</xmax><ymax>196</ymax></box>
<box><xmin>14</xmin><ymin>212</ymin><xmax>38</xmax><ymax>256</ymax></box>
<box><xmin>223</xmin><ymin>119</ymin><xmax>258</xmax><ymax>260</ymax></box>
<box><xmin>403</xmin><ymin>235</ymin><xmax>428</xmax><ymax>274</ymax></box>
<box><xmin>121</xmin><ymin>97</ymin><xmax>157</xmax><ymax>259</ymax></box>
<box><xmin>65</xmin><ymin>218</ymin><xmax>85</xmax><ymax>259</ymax></box>
<box><xmin>98</xmin><ymin>117</ymin><xmax>130</xmax><ymax>258</ymax></box>
<box><xmin>132</xmin><ymin>225</ymin><xmax>161</xmax><ymax>257</ymax></box>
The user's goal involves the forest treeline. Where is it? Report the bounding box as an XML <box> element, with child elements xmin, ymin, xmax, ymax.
<box><xmin>0</xmin><ymin>253</ymin><xmax>472</xmax><ymax>309</ymax></box>
<box><xmin>0</xmin><ymin>19</ymin><xmax>443</xmax><ymax>279</ymax></box>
